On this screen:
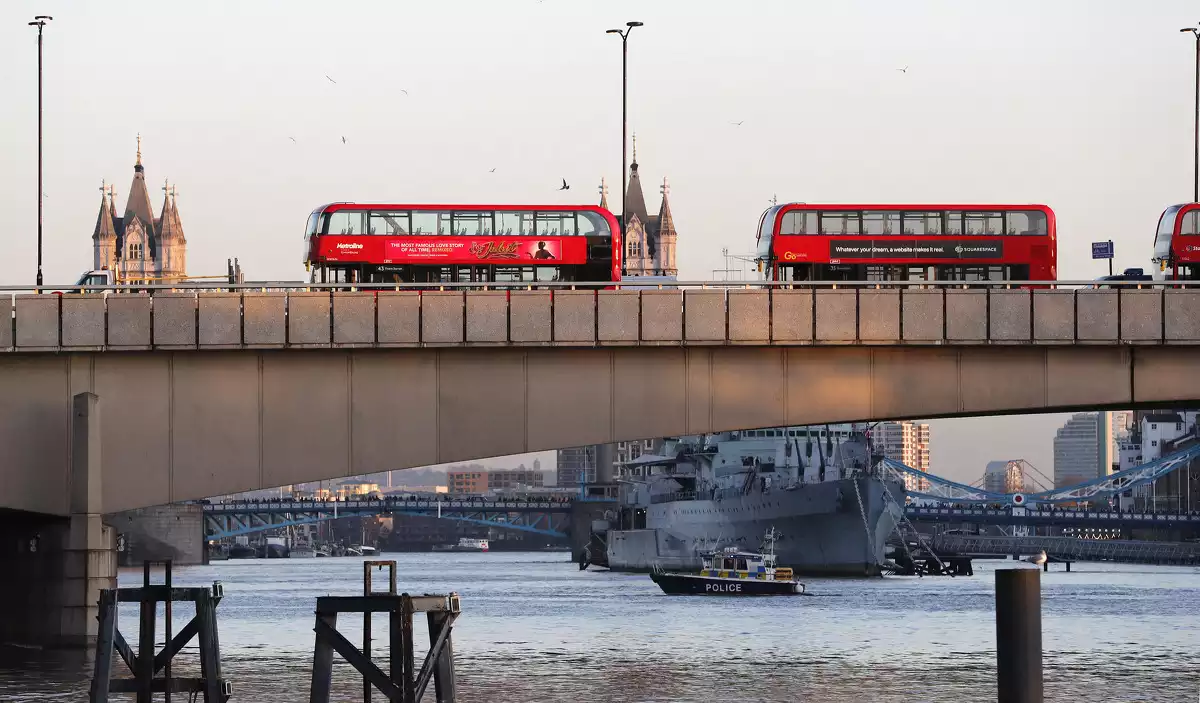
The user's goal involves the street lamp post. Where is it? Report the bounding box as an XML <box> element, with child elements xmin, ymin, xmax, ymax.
<box><xmin>1182</xmin><ymin>26</ymin><xmax>1200</xmax><ymax>202</ymax></box>
<box><xmin>606</xmin><ymin>21</ymin><xmax>643</xmax><ymax>242</ymax></box>
<box><xmin>29</xmin><ymin>15</ymin><xmax>52</xmax><ymax>290</ymax></box>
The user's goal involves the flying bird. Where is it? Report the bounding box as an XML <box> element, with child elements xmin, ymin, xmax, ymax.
<box><xmin>489</xmin><ymin>168</ymin><xmax>497</xmax><ymax>173</ymax></box>
<box><xmin>326</xmin><ymin>74</ymin><xmax>337</xmax><ymax>84</ymax></box>
<box><xmin>341</xmin><ymin>136</ymin><xmax>347</xmax><ymax>144</ymax></box>
<box><xmin>730</xmin><ymin>120</ymin><xmax>744</xmax><ymax>126</ymax></box>
<box><xmin>400</xmin><ymin>89</ymin><xmax>409</xmax><ymax>96</ymax></box>
<box><xmin>896</xmin><ymin>65</ymin><xmax>909</xmax><ymax>73</ymax></box>
<box><xmin>559</xmin><ymin>179</ymin><xmax>570</xmax><ymax>191</ymax></box>
<box><xmin>288</xmin><ymin>136</ymin><xmax>297</xmax><ymax>143</ymax></box>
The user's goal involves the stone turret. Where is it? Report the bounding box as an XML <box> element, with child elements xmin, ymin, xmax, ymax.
<box><xmin>92</xmin><ymin>180</ymin><xmax>118</xmax><ymax>271</ymax></box>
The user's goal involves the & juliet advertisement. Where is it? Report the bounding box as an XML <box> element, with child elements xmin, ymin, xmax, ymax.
<box><xmin>319</xmin><ymin>236</ymin><xmax>585</xmax><ymax>264</ymax></box>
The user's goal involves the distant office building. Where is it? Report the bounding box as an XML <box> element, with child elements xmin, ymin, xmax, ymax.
<box><xmin>1139</xmin><ymin>413</ymin><xmax>1187</xmax><ymax>462</ymax></box>
<box><xmin>984</xmin><ymin>460</ymin><xmax>1026</xmax><ymax>494</ymax></box>
<box><xmin>1110</xmin><ymin>410</ymin><xmax>1133</xmax><ymax>463</ymax></box>
<box><xmin>1053</xmin><ymin>413</ymin><xmax>1112</xmax><ymax>487</ymax></box>
<box><xmin>487</xmin><ymin>469</ymin><xmax>545</xmax><ymax>491</ymax></box>
<box><xmin>557</xmin><ymin>446</ymin><xmax>597</xmax><ymax>485</ymax></box>
<box><xmin>447</xmin><ymin>470</ymin><xmax>487</xmax><ymax>494</ymax></box>
<box><xmin>875</xmin><ymin>421</ymin><xmax>930</xmax><ymax>491</ymax></box>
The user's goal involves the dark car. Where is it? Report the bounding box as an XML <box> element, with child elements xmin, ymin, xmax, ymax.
<box><xmin>1094</xmin><ymin>268</ymin><xmax>1153</xmax><ymax>287</ymax></box>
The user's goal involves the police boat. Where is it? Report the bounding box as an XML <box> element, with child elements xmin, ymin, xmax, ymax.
<box><xmin>648</xmin><ymin>528</ymin><xmax>806</xmax><ymax>596</ymax></box>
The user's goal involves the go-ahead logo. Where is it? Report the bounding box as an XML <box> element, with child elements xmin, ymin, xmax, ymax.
<box><xmin>336</xmin><ymin>242</ymin><xmax>364</xmax><ymax>250</ymax></box>
<box><xmin>954</xmin><ymin>245</ymin><xmax>964</xmax><ymax>254</ymax></box>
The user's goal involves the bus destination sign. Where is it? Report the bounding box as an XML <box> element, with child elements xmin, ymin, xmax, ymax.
<box><xmin>829</xmin><ymin>240</ymin><xmax>1003</xmax><ymax>260</ymax></box>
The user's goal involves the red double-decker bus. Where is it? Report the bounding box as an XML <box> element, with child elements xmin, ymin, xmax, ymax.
<box><xmin>1152</xmin><ymin>203</ymin><xmax>1200</xmax><ymax>279</ymax></box>
<box><xmin>756</xmin><ymin>203</ymin><xmax>1057</xmax><ymax>282</ymax></box>
<box><xmin>303</xmin><ymin>203</ymin><xmax>621</xmax><ymax>284</ymax></box>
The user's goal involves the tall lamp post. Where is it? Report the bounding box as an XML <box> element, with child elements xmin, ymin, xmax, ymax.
<box><xmin>29</xmin><ymin>15</ymin><xmax>52</xmax><ymax>289</ymax></box>
<box><xmin>606</xmin><ymin>21</ymin><xmax>643</xmax><ymax>241</ymax></box>
<box><xmin>1182</xmin><ymin>26</ymin><xmax>1200</xmax><ymax>202</ymax></box>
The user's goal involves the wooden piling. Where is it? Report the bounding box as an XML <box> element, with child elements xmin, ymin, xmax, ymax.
<box><xmin>90</xmin><ymin>560</ymin><xmax>229</xmax><ymax>703</ymax></box>
<box><xmin>309</xmin><ymin>592</ymin><xmax>460</xmax><ymax>703</ymax></box>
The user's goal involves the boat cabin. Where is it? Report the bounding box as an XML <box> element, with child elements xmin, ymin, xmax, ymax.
<box><xmin>700</xmin><ymin>547</ymin><xmax>793</xmax><ymax>581</ymax></box>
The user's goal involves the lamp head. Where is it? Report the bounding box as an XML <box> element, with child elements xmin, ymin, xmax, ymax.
<box><xmin>34</xmin><ymin>15</ymin><xmax>52</xmax><ymax>20</ymax></box>
<box><xmin>606</xmin><ymin>29</ymin><xmax>622</xmax><ymax>34</ymax></box>
<box><xmin>1182</xmin><ymin>27</ymin><xmax>1199</xmax><ymax>34</ymax></box>
<box><xmin>627</xmin><ymin>21</ymin><xmax>644</xmax><ymax>27</ymax></box>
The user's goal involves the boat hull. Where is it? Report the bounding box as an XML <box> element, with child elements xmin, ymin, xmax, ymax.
<box><xmin>649</xmin><ymin>572</ymin><xmax>804</xmax><ymax>595</ymax></box>
<box><xmin>608</xmin><ymin>476</ymin><xmax>903</xmax><ymax>577</ymax></box>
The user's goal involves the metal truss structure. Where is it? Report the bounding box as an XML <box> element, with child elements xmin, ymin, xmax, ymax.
<box><xmin>202</xmin><ymin>498</ymin><xmax>572</xmax><ymax>539</ymax></box>
<box><xmin>882</xmin><ymin>442</ymin><xmax>1200</xmax><ymax>506</ymax></box>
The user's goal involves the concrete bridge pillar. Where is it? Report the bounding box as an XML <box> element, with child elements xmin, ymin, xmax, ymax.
<box><xmin>60</xmin><ymin>392</ymin><xmax>117</xmax><ymax>647</ymax></box>
<box><xmin>0</xmin><ymin>393</ymin><xmax>116</xmax><ymax>648</ymax></box>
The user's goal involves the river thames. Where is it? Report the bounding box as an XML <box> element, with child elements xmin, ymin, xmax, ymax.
<box><xmin>0</xmin><ymin>553</ymin><xmax>1197</xmax><ymax>702</ymax></box>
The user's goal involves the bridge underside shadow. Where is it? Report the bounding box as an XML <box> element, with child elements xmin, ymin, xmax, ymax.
<box><xmin>2</xmin><ymin>345</ymin><xmax>1199</xmax><ymax>515</ymax></box>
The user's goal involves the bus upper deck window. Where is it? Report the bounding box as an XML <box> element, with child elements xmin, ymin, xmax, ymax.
<box><xmin>902</xmin><ymin>212</ymin><xmax>943</xmax><ymax>235</ymax></box>
<box><xmin>1182</xmin><ymin>210</ymin><xmax>1200</xmax><ymax>236</ymax></box>
<box><xmin>324</xmin><ymin>210</ymin><xmax>368</xmax><ymax>235</ymax></box>
<box><xmin>1006</xmin><ymin>211</ymin><xmax>1048</xmax><ymax>236</ymax></box>
<box><xmin>577</xmin><ymin>211</ymin><xmax>610</xmax><ymax>237</ymax></box>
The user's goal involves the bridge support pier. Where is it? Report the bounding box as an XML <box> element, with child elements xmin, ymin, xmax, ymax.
<box><xmin>0</xmin><ymin>393</ymin><xmax>116</xmax><ymax>648</ymax></box>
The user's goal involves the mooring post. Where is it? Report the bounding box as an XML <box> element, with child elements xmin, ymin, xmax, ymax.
<box><xmin>90</xmin><ymin>589</ymin><xmax>117</xmax><ymax>703</ymax></box>
<box><xmin>308</xmin><ymin>612</ymin><xmax>337</xmax><ymax>703</ymax></box>
<box><xmin>137</xmin><ymin>564</ymin><xmax>156</xmax><ymax>703</ymax></box>
<box><xmin>427</xmin><ymin>610</ymin><xmax>457</xmax><ymax>703</ymax></box>
<box><xmin>363</xmin><ymin>564</ymin><xmax>372</xmax><ymax>703</ymax></box>
<box><xmin>164</xmin><ymin>561</ymin><xmax>173</xmax><ymax>703</ymax></box>
<box><xmin>401</xmin><ymin>594</ymin><xmax>416</xmax><ymax>702</ymax></box>
<box><xmin>996</xmin><ymin>569</ymin><xmax>1043</xmax><ymax>703</ymax></box>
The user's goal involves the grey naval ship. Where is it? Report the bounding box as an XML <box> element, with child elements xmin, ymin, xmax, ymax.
<box><xmin>587</xmin><ymin>425</ymin><xmax>907</xmax><ymax>577</ymax></box>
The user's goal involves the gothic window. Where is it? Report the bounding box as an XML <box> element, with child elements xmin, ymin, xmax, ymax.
<box><xmin>629</xmin><ymin>238</ymin><xmax>641</xmax><ymax>257</ymax></box>
<box><xmin>128</xmin><ymin>242</ymin><xmax>143</xmax><ymax>259</ymax></box>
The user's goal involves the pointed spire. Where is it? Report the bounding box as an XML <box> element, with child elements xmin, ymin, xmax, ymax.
<box><xmin>169</xmin><ymin>185</ymin><xmax>185</xmax><ymax>243</ymax></box>
<box><xmin>158</xmin><ymin>178</ymin><xmax>174</xmax><ymax>239</ymax></box>
<box><xmin>624</xmin><ymin>133</ymin><xmax>650</xmax><ymax>226</ymax></box>
<box><xmin>599</xmin><ymin>177</ymin><xmax>610</xmax><ymax>211</ymax></box>
<box><xmin>657</xmin><ymin>177</ymin><xmax>676</xmax><ymax>237</ymax></box>
<box><xmin>93</xmin><ymin>179</ymin><xmax>116</xmax><ymax>241</ymax></box>
<box><xmin>124</xmin><ymin>135</ymin><xmax>157</xmax><ymax>247</ymax></box>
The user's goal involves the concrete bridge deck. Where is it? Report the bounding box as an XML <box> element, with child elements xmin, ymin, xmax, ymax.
<box><xmin>3</xmin><ymin>281</ymin><xmax>1200</xmax><ymax>351</ymax></box>
<box><xmin>4</xmin><ymin>281</ymin><xmax>1200</xmax><ymax>519</ymax></box>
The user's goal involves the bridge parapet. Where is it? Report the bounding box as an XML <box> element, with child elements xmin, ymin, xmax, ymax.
<box><xmin>4</xmin><ymin>283</ymin><xmax>1200</xmax><ymax>352</ymax></box>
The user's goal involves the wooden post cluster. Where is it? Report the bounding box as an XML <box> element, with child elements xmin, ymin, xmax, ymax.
<box><xmin>309</xmin><ymin>591</ymin><xmax>460</xmax><ymax>703</ymax></box>
<box><xmin>90</xmin><ymin>560</ymin><xmax>230</xmax><ymax>702</ymax></box>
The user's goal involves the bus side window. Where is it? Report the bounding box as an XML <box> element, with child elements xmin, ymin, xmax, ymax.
<box><xmin>1182</xmin><ymin>211</ymin><xmax>1200</xmax><ymax>236</ymax></box>
<box><xmin>325</xmin><ymin>210</ymin><xmax>366</xmax><ymax>235</ymax></box>
<box><xmin>1006</xmin><ymin>211</ymin><xmax>1048</xmax><ymax>236</ymax></box>
<box><xmin>578</xmin><ymin>211</ymin><xmax>609</xmax><ymax>237</ymax></box>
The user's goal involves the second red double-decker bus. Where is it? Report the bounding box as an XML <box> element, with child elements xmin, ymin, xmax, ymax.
<box><xmin>1152</xmin><ymin>203</ymin><xmax>1200</xmax><ymax>279</ymax></box>
<box><xmin>756</xmin><ymin>203</ymin><xmax>1057</xmax><ymax>282</ymax></box>
<box><xmin>304</xmin><ymin>203</ymin><xmax>621</xmax><ymax>284</ymax></box>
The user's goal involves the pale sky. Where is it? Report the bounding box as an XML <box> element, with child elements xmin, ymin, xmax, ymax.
<box><xmin>2</xmin><ymin>0</ymin><xmax>1190</xmax><ymax>480</ymax></box>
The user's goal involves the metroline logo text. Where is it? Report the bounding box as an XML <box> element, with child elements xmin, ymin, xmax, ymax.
<box><xmin>336</xmin><ymin>243</ymin><xmax>364</xmax><ymax>249</ymax></box>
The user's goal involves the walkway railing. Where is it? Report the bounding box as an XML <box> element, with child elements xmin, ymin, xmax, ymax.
<box><xmin>5</xmin><ymin>280</ymin><xmax>1200</xmax><ymax>350</ymax></box>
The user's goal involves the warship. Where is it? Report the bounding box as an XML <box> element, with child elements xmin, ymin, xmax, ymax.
<box><xmin>583</xmin><ymin>425</ymin><xmax>907</xmax><ymax>577</ymax></box>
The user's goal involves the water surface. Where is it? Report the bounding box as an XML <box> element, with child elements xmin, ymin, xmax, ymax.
<box><xmin>1</xmin><ymin>554</ymin><xmax>1197</xmax><ymax>701</ymax></box>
